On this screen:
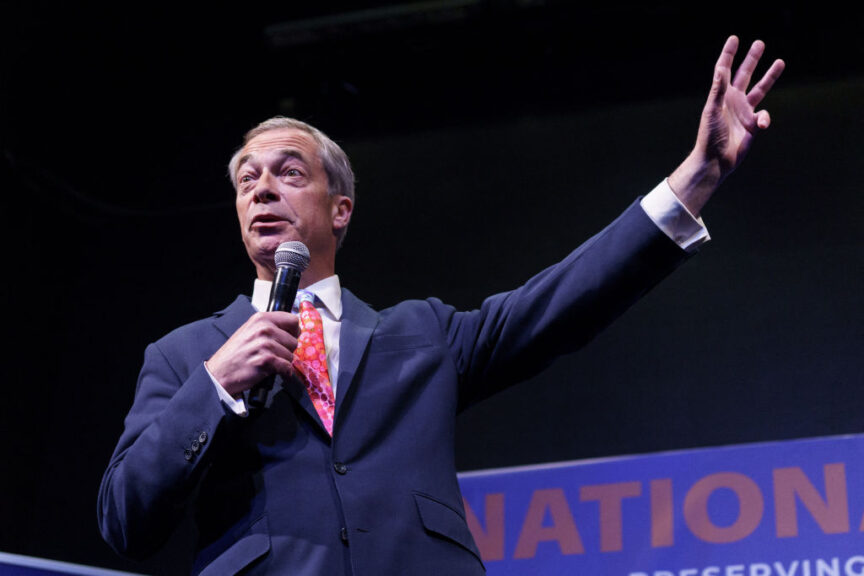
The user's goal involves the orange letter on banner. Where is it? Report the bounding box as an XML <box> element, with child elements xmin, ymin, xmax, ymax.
<box><xmin>773</xmin><ymin>463</ymin><xmax>850</xmax><ymax>537</ymax></box>
<box><xmin>580</xmin><ymin>482</ymin><xmax>642</xmax><ymax>552</ymax></box>
<box><xmin>684</xmin><ymin>472</ymin><xmax>764</xmax><ymax>543</ymax></box>
<box><xmin>650</xmin><ymin>479</ymin><xmax>674</xmax><ymax>548</ymax></box>
<box><xmin>514</xmin><ymin>488</ymin><xmax>584</xmax><ymax>558</ymax></box>
<box><xmin>463</xmin><ymin>494</ymin><xmax>506</xmax><ymax>561</ymax></box>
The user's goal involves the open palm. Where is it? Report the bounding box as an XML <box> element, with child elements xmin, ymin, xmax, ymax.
<box><xmin>670</xmin><ymin>36</ymin><xmax>785</xmax><ymax>216</ymax></box>
<box><xmin>698</xmin><ymin>36</ymin><xmax>786</xmax><ymax>178</ymax></box>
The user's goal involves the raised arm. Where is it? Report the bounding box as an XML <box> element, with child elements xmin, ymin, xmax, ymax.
<box><xmin>668</xmin><ymin>35</ymin><xmax>785</xmax><ymax>217</ymax></box>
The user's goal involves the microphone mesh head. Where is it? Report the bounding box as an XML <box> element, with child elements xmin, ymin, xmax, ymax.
<box><xmin>274</xmin><ymin>241</ymin><xmax>310</xmax><ymax>271</ymax></box>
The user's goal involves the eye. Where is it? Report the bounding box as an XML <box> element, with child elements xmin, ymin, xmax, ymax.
<box><xmin>237</xmin><ymin>174</ymin><xmax>256</xmax><ymax>194</ymax></box>
<box><xmin>283</xmin><ymin>168</ymin><xmax>302</xmax><ymax>177</ymax></box>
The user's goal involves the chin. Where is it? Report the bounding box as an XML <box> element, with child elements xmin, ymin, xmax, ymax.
<box><xmin>258</xmin><ymin>233</ymin><xmax>287</xmax><ymax>247</ymax></box>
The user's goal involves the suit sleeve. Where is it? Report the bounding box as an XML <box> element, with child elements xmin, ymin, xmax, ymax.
<box><xmin>97</xmin><ymin>340</ymin><xmax>232</xmax><ymax>559</ymax></box>
<box><xmin>430</xmin><ymin>200</ymin><xmax>692</xmax><ymax>409</ymax></box>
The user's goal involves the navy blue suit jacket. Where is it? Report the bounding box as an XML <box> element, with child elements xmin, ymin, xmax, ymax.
<box><xmin>98</xmin><ymin>201</ymin><xmax>688</xmax><ymax>575</ymax></box>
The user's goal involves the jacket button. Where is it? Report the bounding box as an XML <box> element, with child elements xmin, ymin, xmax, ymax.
<box><xmin>340</xmin><ymin>527</ymin><xmax>349</xmax><ymax>545</ymax></box>
<box><xmin>183</xmin><ymin>449</ymin><xmax>193</xmax><ymax>462</ymax></box>
<box><xmin>198</xmin><ymin>431</ymin><xmax>208</xmax><ymax>444</ymax></box>
<box><xmin>334</xmin><ymin>462</ymin><xmax>348</xmax><ymax>475</ymax></box>
<box><xmin>191</xmin><ymin>439</ymin><xmax>200</xmax><ymax>452</ymax></box>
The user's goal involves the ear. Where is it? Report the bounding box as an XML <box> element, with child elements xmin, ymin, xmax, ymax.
<box><xmin>331</xmin><ymin>195</ymin><xmax>353</xmax><ymax>232</ymax></box>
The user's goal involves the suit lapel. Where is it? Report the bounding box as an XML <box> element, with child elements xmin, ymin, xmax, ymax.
<box><xmin>213</xmin><ymin>295</ymin><xmax>255</xmax><ymax>340</ymax></box>
<box><xmin>335</xmin><ymin>288</ymin><xmax>379</xmax><ymax>418</ymax></box>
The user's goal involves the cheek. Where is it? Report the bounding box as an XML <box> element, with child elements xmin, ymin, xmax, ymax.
<box><xmin>236</xmin><ymin>198</ymin><xmax>249</xmax><ymax>221</ymax></box>
<box><xmin>236</xmin><ymin>203</ymin><xmax>252</xmax><ymax>237</ymax></box>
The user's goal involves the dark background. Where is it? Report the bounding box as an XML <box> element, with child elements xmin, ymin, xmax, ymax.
<box><xmin>1</xmin><ymin>2</ymin><xmax>862</xmax><ymax>574</ymax></box>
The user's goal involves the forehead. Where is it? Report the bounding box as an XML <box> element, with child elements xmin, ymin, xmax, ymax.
<box><xmin>240</xmin><ymin>128</ymin><xmax>321</xmax><ymax>166</ymax></box>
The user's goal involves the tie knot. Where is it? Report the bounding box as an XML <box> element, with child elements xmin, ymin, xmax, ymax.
<box><xmin>295</xmin><ymin>289</ymin><xmax>316</xmax><ymax>310</ymax></box>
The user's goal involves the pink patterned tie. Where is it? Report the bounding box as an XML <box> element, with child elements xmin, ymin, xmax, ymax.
<box><xmin>293</xmin><ymin>291</ymin><xmax>335</xmax><ymax>435</ymax></box>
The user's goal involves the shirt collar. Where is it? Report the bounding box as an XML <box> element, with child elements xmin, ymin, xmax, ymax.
<box><xmin>251</xmin><ymin>275</ymin><xmax>342</xmax><ymax>320</ymax></box>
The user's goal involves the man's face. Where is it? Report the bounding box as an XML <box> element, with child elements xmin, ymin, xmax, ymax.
<box><xmin>234</xmin><ymin>128</ymin><xmax>347</xmax><ymax>280</ymax></box>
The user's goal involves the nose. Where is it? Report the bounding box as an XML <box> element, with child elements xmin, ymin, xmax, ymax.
<box><xmin>253</xmin><ymin>171</ymin><xmax>279</xmax><ymax>203</ymax></box>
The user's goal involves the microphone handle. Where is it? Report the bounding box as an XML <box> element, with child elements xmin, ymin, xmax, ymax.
<box><xmin>266</xmin><ymin>266</ymin><xmax>303</xmax><ymax>313</ymax></box>
<box><xmin>248</xmin><ymin>266</ymin><xmax>303</xmax><ymax>409</ymax></box>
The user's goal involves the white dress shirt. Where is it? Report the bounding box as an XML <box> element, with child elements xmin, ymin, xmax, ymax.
<box><xmin>209</xmin><ymin>178</ymin><xmax>708</xmax><ymax>416</ymax></box>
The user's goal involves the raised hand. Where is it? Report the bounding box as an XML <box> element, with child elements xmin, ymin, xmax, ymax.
<box><xmin>669</xmin><ymin>36</ymin><xmax>785</xmax><ymax>216</ymax></box>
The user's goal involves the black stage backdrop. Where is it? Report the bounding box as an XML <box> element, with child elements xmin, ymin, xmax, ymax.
<box><xmin>1</xmin><ymin>3</ymin><xmax>862</xmax><ymax>574</ymax></box>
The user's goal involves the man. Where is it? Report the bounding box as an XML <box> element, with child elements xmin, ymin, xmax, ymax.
<box><xmin>98</xmin><ymin>36</ymin><xmax>784</xmax><ymax>575</ymax></box>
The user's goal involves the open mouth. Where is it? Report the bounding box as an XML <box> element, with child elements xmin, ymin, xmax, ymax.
<box><xmin>251</xmin><ymin>214</ymin><xmax>285</xmax><ymax>228</ymax></box>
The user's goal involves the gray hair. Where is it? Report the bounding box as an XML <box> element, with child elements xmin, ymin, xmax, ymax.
<box><xmin>228</xmin><ymin>116</ymin><xmax>356</xmax><ymax>246</ymax></box>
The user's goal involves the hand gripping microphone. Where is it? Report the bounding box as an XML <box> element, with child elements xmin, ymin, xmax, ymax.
<box><xmin>248</xmin><ymin>241</ymin><xmax>311</xmax><ymax>409</ymax></box>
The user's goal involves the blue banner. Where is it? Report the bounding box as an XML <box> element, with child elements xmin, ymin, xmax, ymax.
<box><xmin>458</xmin><ymin>434</ymin><xmax>864</xmax><ymax>575</ymax></box>
<box><xmin>5</xmin><ymin>434</ymin><xmax>864</xmax><ymax>575</ymax></box>
<box><xmin>0</xmin><ymin>553</ymin><xmax>143</xmax><ymax>576</ymax></box>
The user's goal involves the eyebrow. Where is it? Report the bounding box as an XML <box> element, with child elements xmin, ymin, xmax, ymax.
<box><xmin>236</xmin><ymin>148</ymin><xmax>307</xmax><ymax>173</ymax></box>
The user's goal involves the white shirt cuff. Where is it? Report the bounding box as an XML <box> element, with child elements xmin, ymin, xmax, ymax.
<box><xmin>204</xmin><ymin>361</ymin><xmax>248</xmax><ymax>417</ymax></box>
<box><xmin>641</xmin><ymin>178</ymin><xmax>711</xmax><ymax>253</ymax></box>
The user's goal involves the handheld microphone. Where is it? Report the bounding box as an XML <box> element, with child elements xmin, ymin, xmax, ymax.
<box><xmin>248</xmin><ymin>241</ymin><xmax>311</xmax><ymax>409</ymax></box>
